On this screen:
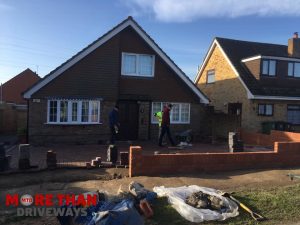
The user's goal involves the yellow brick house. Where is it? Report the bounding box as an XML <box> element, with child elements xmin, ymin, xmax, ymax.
<box><xmin>195</xmin><ymin>34</ymin><xmax>300</xmax><ymax>133</ymax></box>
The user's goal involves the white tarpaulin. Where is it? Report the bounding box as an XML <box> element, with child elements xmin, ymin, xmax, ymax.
<box><xmin>153</xmin><ymin>185</ymin><xmax>239</xmax><ymax>223</ymax></box>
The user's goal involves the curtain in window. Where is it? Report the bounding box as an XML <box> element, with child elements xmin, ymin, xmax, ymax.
<box><xmin>60</xmin><ymin>101</ymin><xmax>68</xmax><ymax>122</ymax></box>
<box><xmin>91</xmin><ymin>101</ymin><xmax>99</xmax><ymax>122</ymax></box>
<box><xmin>123</xmin><ymin>54</ymin><xmax>137</xmax><ymax>74</ymax></box>
<box><xmin>139</xmin><ymin>55</ymin><xmax>153</xmax><ymax>76</ymax></box>
<box><xmin>81</xmin><ymin>101</ymin><xmax>89</xmax><ymax>122</ymax></box>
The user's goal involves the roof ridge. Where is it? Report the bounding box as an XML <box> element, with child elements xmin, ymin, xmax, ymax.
<box><xmin>215</xmin><ymin>37</ymin><xmax>287</xmax><ymax>47</ymax></box>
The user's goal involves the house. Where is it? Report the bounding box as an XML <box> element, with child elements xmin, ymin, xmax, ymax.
<box><xmin>23</xmin><ymin>16</ymin><xmax>209</xmax><ymax>145</ymax></box>
<box><xmin>195</xmin><ymin>33</ymin><xmax>300</xmax><ymax>134</ymax></box>
<box><xmin>0</xmin><ymin>69</ymin><xmax>40</xmax><ymax>134</ymax></box>
<box><xmin>1</xmin><ymin>68</ymin><xmax>40</xmax><ymax>105</ymax></box>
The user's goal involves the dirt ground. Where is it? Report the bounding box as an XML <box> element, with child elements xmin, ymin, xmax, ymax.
<box><xmin>5</xmin><ymin>141</ymin><xmax>271</xmax><ymax>170</ymax></box>
<box><xmin>1</xmin><ymin>167</ymin><xmax>300</xmax><ymax>225</ymax></box>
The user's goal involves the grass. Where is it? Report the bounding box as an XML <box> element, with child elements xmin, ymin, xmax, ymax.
<box><xmin>146</xmin><ymin>184</ymin><xmax>300</xmax><ymax>225</ymax></box>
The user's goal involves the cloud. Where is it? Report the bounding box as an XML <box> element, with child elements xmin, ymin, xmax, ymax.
<box><xmin>122</xmin><ymin>0</ymin><xmax>300</xmax><ymax>22</ymax></box>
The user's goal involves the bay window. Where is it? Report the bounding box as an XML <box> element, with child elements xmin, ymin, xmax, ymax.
<box><xmin>47</xmin><ymin>99</ymin><xmax>100</xmax><ymax>124</ymax></box>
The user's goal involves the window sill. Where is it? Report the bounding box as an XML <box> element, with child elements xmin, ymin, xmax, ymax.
<box><xmin>45</xmin><ymin>122</ymin><xmax>102</xmax><ymax>125</ymax></box>
<box><xmin>257</xmin><ymin>115</ymin><xmax>273</xmax><ymax>117</ymax></box>
<box><xmin>121</xmin><ymin>74</ymin><xmax>154</xmax><ymax>79</ymax></box>
<box><xmin>260</xmin><ymin>74</ymin><xmax>276</xmax><ymax>77</ymax></box>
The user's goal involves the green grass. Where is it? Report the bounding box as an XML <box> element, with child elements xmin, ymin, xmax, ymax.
<box><xmin>146</xmin><ymin>184</ymin><xmax>300</xmax><ymax>225</ymax></box>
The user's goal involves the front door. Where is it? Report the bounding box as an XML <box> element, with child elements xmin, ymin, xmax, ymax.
<box><xmin>118</xmin><ymin>101</ymin><xmax>139</xmax><ymax>140</ymax></box>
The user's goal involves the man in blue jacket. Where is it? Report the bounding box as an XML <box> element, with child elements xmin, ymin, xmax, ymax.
<box><xmin>109</xmin><ymin>105</ymin><xmax>120</xmax><ymax>144</ymax></box>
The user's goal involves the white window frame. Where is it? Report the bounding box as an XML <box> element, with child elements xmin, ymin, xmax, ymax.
<box><xmin>261</xmin><ymin>59</ymin><xmax>276</xmax><ymax>76</ymax></box>
<box><xmin>121</xmin><ymin>52</ymin><xmax>155</xmax><ymax>77</ymax></box>
<box><xmin>257</xmin><ymin>104</ymin><xmax>273</xmax><ymax>116</ymax></box>
<box><xmin>47</xmin><ymin>99</ymin><xmax>101</xmax><ymax>125</ymax></box>
<box><xmin>287</xmin><ymin>105</ymin><xmax>300</xmax><ymax>125</ymax></box>
<box><xmin>151</xmin><ymin>102</ymin><xmax>190</xmax><ymax>124</ymax></box>
<box><xmin>288</xmin><ymin>62</ymin><xmax>300</xmax><ymax>77</ymax></box>
<box><xmin>206</xmin><ymin>70</ymin><xmax>215</xmax><ymax>84</ymax></box>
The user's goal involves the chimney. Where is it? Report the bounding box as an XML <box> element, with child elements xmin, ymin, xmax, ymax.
<box><xmin>288</xmin><ymin>32</ymin><xmax>300</xmax><ymax>58</ymax></box>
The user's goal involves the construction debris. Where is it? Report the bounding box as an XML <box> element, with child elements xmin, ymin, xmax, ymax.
<box><xmin>46</xmin><ymin>150</ymin><xmax>57</xmax><ymax>169</ymax></box>
<box><xmin>287</xmin><ymin>173</ymin><xmax>300</xmax><ymax>180</ymax></box>
<box><xmin>228</xmin><ymin>132</ymin><xmax>244</xmax><ymax>152</ymax></box>
<box><xmin>153</xmin><ymin>185</ymin><xmax>239</xmax><ymax>223</ymax></box>
<box><xmin>57</xmin><ymin>182</ymin><xmax>157</xmax><ymax>225</ymax></box>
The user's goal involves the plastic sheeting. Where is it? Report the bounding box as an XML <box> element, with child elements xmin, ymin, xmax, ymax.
<box><xmin>153</xmin><ymin>185</ymin><xmax>239</xmax><ymax>223</ymax></box>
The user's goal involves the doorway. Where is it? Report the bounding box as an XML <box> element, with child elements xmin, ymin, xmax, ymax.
<box><xmin>118</xmin><ymin>100</ymin><xmax>139</xmax><ymax>140</ymax></box>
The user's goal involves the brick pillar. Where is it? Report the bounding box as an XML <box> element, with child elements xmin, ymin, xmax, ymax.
<box><xmin>129</xmin><ymin>146</ymin><xmax>143</xmax><ymax>177</ymax></box>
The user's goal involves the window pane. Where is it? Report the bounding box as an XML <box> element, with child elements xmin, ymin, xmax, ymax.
<box><xmin>258</xmin><ymin>104</ymin><xmax>265</xmax><ymax>115</ymax></box>
<box><xmin>262</xmin><ymin>60</ymin><xmax>269</xmax><ymax>74</ymax></box>
<box><xmin>181</xmin><ymin>104</ymin><xmax>190</xmax><ymax>122</ymax></box>
<box><xmin>91</xmin><ymin>101</ymin><xmax>99</xmax><ymax>122</ymax></box>
<box><xmin>123</xmin><ymin>54</ymin><xmax>137</xmax><ymax>74</ymax></box>
<box><xmin>171</xmin><ymin>104</ymin><xmax>180</xmax><ymax>122</ymax></box>
<box><xmin>265</xmin><ymin>105</ymin><xmax>273</xmax><ymax>115</ymax></box>
<box><xmin>207</xmin><ymin>70</ymin><xmax>215</xmax><ymax>83</ymax></box>
<box><xmin>294</xmin><ymin>63</ymin><xmax>300</xmax><ymax>77</ymax></box>
<box><xmin>49</xmin><ymin>101</ymin><xmax>57</xmax><ymax>122</ymax></box>
<box><xmin>72</xmin><ymin>102</ymin><xmax>78</xmax><ymax>122</ymax></box>
<box><xmin>288</xmin><ymin>63</ymin><xmax>294</xmax><ymax>76</ymax></box>
<box><xmin>139</xmin><ymin>55</ymin><xmax>153</xmax><ymax>76</ymax></box>
<box><xmin>152</xmin><ymin>102</ymin><xmax>162</xmax><ymax>122</ymax></box>
<box><xmin>288</xmin><ymin>108</ymin><xmax>300</xmax><ymax>124</ymax></box>
<box><xmin>81</xmin><ymin>101</ymin><xmax>89</xmax><ymax>122</ymax></box>
<box><xmin>269</xmin><ymin>60</ymin><xmax>276</xmax><ymax>76</ymax></box>
<box><xmin>60</xmin><ymin>101</ymin><xmax>68</xmax><ymax>122</ymax></box>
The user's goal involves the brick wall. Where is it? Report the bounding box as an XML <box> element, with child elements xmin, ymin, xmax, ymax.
<box><xmin>129</xmin><ymin>142</ymin><xmax>300</xmax><ymax>177</ymax></box>
<box><xmin>196</xmin><ymin>44</ymin><xmax>300</xmax><ymax>133</ymax></box>
<box><xmin>240</xmin><ymin>129</ymin><xmax>300</xmax><ymax>146</ymax></box>
<box><xmin>28</xmin><ymin>99</ymin><xmax>115</xmax><ymax>145</ymax></box>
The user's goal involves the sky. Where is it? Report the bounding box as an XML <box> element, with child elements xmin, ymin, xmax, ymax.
<box><xmin>1</xmin><ymin>0</ymin><xmax>300</xmax><ymax>84</ymax></box>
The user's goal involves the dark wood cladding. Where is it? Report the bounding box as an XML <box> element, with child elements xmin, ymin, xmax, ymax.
<box><xmin>33</xmin><ymin>35</ymin><xmax>121</xmax><ymax>101</ymax></box>
<box><xmin>260</xmin><ymin>60</ymin><xmax>300</xmax><ymax>88</ymax></box>
<box><xmin>244</xmin><ymin>58</ymin><xmax>300</xmax><ymax>88</ymax></box>
<box><xmin>119</xmin><ymin>27</ymin><xmax>199</xmax><ymax>103</ymax></box>
<box><xmin>244</xmin><ymin>59</ymin><xmax>261</xmax><ymax>80</ymax></box>
<box><xmin>33</xmin><ymin>26</ymin><xmax>199</xmax><ymax>103</ymax></box>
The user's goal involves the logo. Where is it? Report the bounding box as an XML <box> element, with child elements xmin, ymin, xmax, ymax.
<box><xmin>20</xmin><ymin>194</ymin><xmax>33</xmax><ymax>206</ymax></box>
<box><xmin>6</xmin><ymin>193</ymin><xmax>97</xmax><ymax>217</ymax></box>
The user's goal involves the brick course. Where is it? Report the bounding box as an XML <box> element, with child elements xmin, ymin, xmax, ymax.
<box><xmin>129</xmin><ymin>142</ymin><xmax>300</xmax><ymax>177</ymax></box>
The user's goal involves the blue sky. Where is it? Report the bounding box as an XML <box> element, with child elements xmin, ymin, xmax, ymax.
<box><xmin>1</xmin><ymin>0</ymin><xmax>300</xmax><ymax>84</ymax></box>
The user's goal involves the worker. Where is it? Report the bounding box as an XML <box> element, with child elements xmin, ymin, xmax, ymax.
<box><xmin>109</xmin><ymin>105</ymin><xmax>120</xmax><ymax>144</ymax></box>
<box><xmin>158</xmin><ymin>104</ymin><xmax>175</xmax><ymax>147</ymax></box>
<box><xmin>154</xmin><ymin>110</ymin><xmax>163</xmax><ymax>138</ymax></box>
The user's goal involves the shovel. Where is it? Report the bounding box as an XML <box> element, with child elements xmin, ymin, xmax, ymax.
<box><xmin>220</xmin><ymin>191</ymin><xmax>265</xmax><ymax>221</ymax></box>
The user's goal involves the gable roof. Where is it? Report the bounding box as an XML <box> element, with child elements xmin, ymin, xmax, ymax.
<box><xmin>1</xmin><ymin>68</ymin><xmax>40</xmax><ymax>105</ymax></box>
<box><xmin>195</xmin><ymin>37</ymin><xmax>300</xmax><ymax>100</ymax></box>
<box><xmin>23</xmin><ymin>17</ymin><xmax>209</xmax><ymax>104</ymax></box>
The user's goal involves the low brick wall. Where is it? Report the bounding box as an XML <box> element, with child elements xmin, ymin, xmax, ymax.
<box><xmin>240</xmin><ymin>130</ymin><xmax>300</xmax><ymax>146</ymax></box>
<box><xmin>129</xmin><ymin>142</ymin><xmax>300</xmax><ymax>177</ymax></box>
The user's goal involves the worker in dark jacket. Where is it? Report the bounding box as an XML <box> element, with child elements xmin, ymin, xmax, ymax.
<box><xmin>109</xmin><ymin>105</ymin><xmax>120</xmax><ymax>144</ymax></box>
<box><xmin>158</xmin><ymin>104</ymin><xmax>175</xmax><ymax>147</ymax></box>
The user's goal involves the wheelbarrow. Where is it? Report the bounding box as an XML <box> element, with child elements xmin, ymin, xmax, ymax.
<box><xmin>175</xmin><ymin>129</ymin><xmax>193</xmax><ymax>144</ymax></box>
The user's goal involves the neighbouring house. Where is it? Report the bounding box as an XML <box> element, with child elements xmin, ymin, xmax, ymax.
<box><xmin>195</xmin><ymin>33</ymin><xmax>300</xmax><ymax>135</ymax></box>
<box><xmin>0</xmin><ymin>69</ymin><xmax>40</xmax><ymax>134</ymax></box>
<box><xmin>23</xmin><ymin>16</ymin><xmax>209</xmax><ymax>145</ymax></box>
<box><xmin>1</xmin><ymin>68</ymin><xmax>40</xmax><ymax>105</ymax></box>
